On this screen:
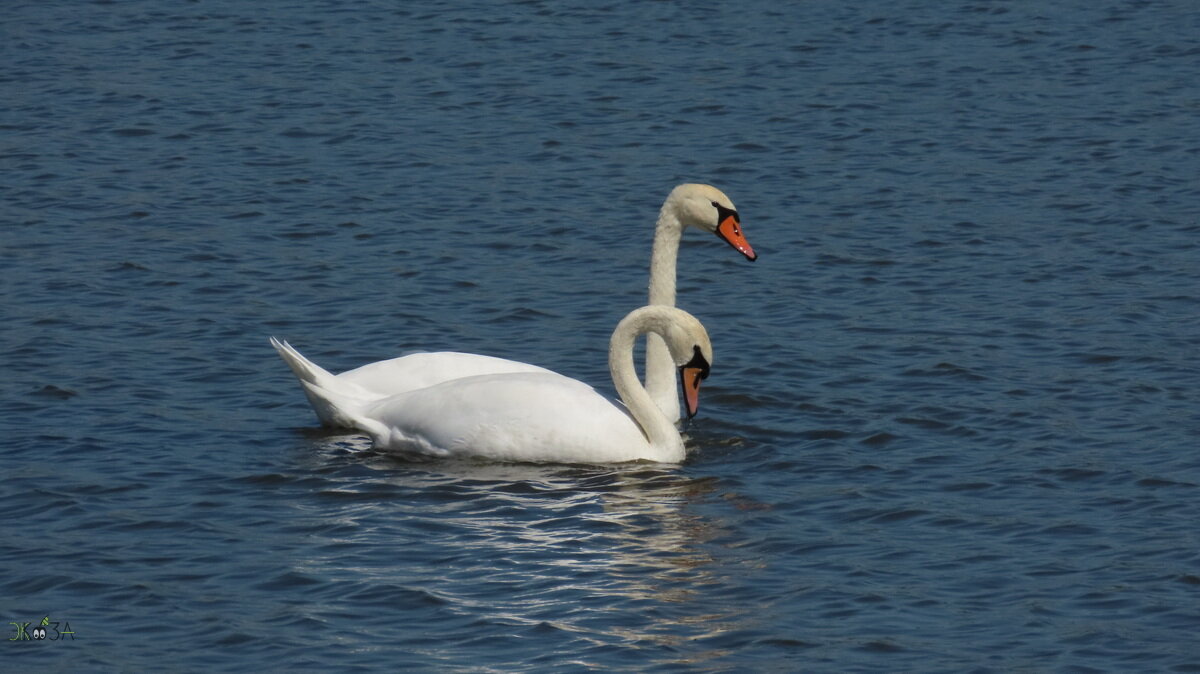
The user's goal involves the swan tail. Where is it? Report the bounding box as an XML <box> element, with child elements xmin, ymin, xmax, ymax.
<box><xmin>297</xmin><ymin>379</ymin><xmax>388</xmax><ymax>438</ymax></box>
<box><xmin>269</xmin><ymin>337</ymin><xmax>370</xmax><ymax>426</ymax></box>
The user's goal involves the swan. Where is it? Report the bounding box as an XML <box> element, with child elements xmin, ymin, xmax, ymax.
<box><xmin>296</xmin><ymin>305</ymin><xmax>713</xmax><ymax>464</ymax></box>
<box><xmin>645</xmin><ymin>183</ymin><xmax>753</xmax><ymax>422</ymax></box>
<box><xmin>272</xmin><ymin>183</ymin><xmax>752</xmax><ymax>427</ymax></box>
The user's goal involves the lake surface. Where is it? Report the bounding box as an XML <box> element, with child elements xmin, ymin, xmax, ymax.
<box><xmin>4</xmin><ymin>0</ymin><xmax>1199</xmax><ymax>670</ymax></box>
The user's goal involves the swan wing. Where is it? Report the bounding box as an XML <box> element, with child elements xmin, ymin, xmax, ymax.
<box><xmin>338</xmin><ymin>351</ymin><xmax>558</xmax><ymax>396</ymax></box>
<box><xmin>360</xmin><ymin>373</ymin><xmax>661</xmax><ymax>464</ymax></box>
<box><xmin>271</xmin><ymin>339</ymin><xmax>561</xmax><ymax>426</ymax></box>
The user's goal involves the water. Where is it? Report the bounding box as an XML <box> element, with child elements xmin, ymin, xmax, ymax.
<box><xmin>4</xmin><ymin>0</ymin><xmax>1199</xmax><ymax>670</ymax></box>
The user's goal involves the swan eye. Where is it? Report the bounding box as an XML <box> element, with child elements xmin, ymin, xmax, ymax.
<box><xmin>712</xmin><ymin>202</ymin><xmax>740</xmax><ymax>224</ymax></box>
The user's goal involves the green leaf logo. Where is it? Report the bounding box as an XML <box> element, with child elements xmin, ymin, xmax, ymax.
<box><xmin>41</xmin><ymin>616</ymin><xmax>50</xmax><ymax>626</ymax></box>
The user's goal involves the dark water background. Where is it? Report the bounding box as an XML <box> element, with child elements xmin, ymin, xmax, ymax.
<box><xmin>4</xmin><ymin>0</ymin><xmax>1199</xmax><ymax>670</ymax></box>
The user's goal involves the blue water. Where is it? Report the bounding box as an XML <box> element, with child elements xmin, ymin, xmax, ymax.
<box><xmin>4</xmin><ymin>0</ymin><xmax>1199</xmax><ymax>670</ymax></box>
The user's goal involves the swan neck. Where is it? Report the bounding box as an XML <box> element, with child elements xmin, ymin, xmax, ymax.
<box><xmin>648</xmin><ymin>207</ymin><xmax>681</xmax><ymax>306</ymax></box>
<box><xmin>610</xmin><ymin>310</ymin><xmax>684</xmax><ymax>460</ymax></box>
<box><xmin>645</xmin><ymin>204</ymin><xmax>683</xmax><ymax>420</ymax></box>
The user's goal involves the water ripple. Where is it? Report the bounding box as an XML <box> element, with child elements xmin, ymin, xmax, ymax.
<box><xmin>3</xmin><ymin>0</ymin><xmax>1199</xmax><ymax>671</ymax></box>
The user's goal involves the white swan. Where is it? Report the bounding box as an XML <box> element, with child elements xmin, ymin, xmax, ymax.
<box><xmin>297</xmin><ymin>306</ymin><xmax>713</xmax><ymax>464</ymax></box>
<box><xmin>272</xmin><ymin>183</ymin><xmax>752</xmax><ymax>427</ymax></box>
<box><xmin>645</xmin><ymin>183</ymin><xmax>753</xmax><ymax>422</ymax></box>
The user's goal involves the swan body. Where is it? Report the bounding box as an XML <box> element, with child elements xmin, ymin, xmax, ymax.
<box><xmin>269</xmin><ymin>338</ymin><xmax>555</xmax><ymax>427</ymax></box>
<box><xmin>271</xmin><ymin>184</ymin><xmax>752</xmax><ymax>427</ymax></box>
<box><xmin>297</xmin><ymin>306</ymin><xmax>713</xmax><ymax>464</ymax></box>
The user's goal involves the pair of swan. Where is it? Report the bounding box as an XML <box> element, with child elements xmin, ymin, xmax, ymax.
<box><xmin>271</xmin><ymin>184</ymin><xmax>755</xmax><ymax>463</ymax></box>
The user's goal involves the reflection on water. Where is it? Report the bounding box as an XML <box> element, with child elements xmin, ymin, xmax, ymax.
<box><xmin>294</xmin><ymin>431</ymin><xmax>748</xmax><ymax>665</ymax></box>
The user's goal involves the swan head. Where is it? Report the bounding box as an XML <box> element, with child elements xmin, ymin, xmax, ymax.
<box><xmin>665</xmin><ymin>183</ymin><xmax>757</xmax><ymax>261</ymax></box>
<box><xmin>658</xmin><ymin>308</ymin><xmax>713</xmax><ymax>419</ymax></box>
<box><xmin>612</xmin><ymin>305</ymin><xmax>714</xmax><ymax>421</ymax></box>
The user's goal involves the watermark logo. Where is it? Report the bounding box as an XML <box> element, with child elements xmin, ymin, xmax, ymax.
<box><xmin>9</xmin><ymin>616</ymin><xmax>75</xmax><ymax>642</ymax></box>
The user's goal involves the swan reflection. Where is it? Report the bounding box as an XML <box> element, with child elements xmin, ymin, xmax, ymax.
<box><xmin>295</xmin><ymin>436</ymin><xmax>753</xmax><ymax>665</ymax></box>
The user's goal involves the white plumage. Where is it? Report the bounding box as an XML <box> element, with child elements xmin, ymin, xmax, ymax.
<box><xmin>270</xmin><ymin>183</ymin><xmax>751</xmax><ymax>426</ymax></box>
<box><xmin>290</xmin><ymin>306</ymin><xmax>713</xmax><ymax>464</ymax></box>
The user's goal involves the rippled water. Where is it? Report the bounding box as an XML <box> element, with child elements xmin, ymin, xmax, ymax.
<box><xmin>4</xmin><ymin>0</ymin><xmax>1199</xmax><ymax>670</ymax></box>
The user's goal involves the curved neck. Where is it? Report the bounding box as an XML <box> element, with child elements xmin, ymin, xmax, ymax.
<box><xmin>610</xmin><ymin>309</ymin><xmax>685</xmax><ymax>462</ymax></box>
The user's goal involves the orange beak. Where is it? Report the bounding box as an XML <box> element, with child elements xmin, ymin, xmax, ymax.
<box><xmin>681</xmin><ymin>366</ymin><xmax>704</xmax><ymax>419</ymax></box>
<box><xmin>716</xmin><ymin>215</ymin><xmax>756</xmax><ymax>261</ymax></box>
